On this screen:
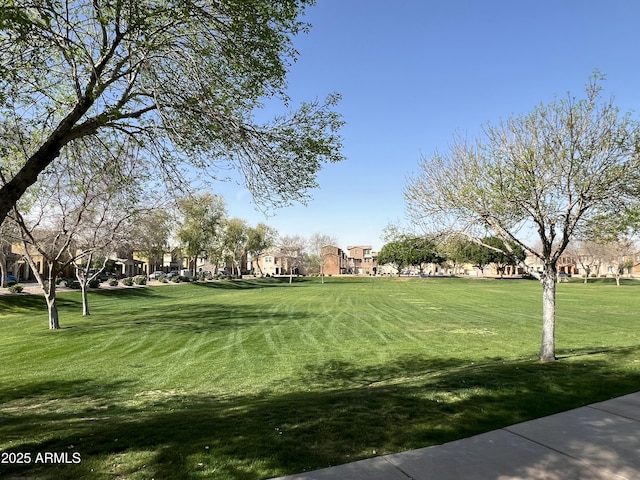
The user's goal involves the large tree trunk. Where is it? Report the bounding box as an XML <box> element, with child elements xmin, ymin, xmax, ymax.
<box><xmin>45</xmin><ymin>277</ymin><xmax>61</xmax><ymax>330</ymax></box>
<box><xmin>539</xmin><ymin>264</ymin><xmax>557</xmax><ymax>362</ymax></box>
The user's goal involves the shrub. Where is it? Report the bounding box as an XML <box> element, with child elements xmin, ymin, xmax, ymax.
<box><xmin>158</xmin><ymin>276</ymin><xmax>168</xmax><ymax>283</ymax></box>
<box><xmin>121</xmin><ymin>277</ymin><xmax>134</xmax><ymax>286</ymax></box>
<box><xmin>7</xmin><ymin>279</ymin><xmax>17</xmax><ymax>287</ymax></box>
<box><xmin>134</xmin><ymin>275</ymin><xmax>147</xmax><ymax>285</ymax></box>
<box><xmin>108</xmin><ymin>279</ymin><xmax>119</xmax><ymax>287</ymax></box>
<box><xmin>8</xmin><ymin>284</ymin><xmax>23</xmax><ymax>293</ymax></box>
<box><xmin>88</xmin><ymin>278</ymin><xmax>100</xmax><ymax>288</ymax></box>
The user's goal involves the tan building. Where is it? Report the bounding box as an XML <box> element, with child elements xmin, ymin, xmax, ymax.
<box><xmin>525</xmin><ymin>250</ymin><xmax>640</xmax><ymax>278</ymax></box>
<box><xmin>9</xmin><ymin>240</ymin><xmax>75</xmax><ymax>281</ymax></box>
<box><xmin>253</xmin><ymin>246</ymin><xmax>305</xmax><ymax>276</ymax></box>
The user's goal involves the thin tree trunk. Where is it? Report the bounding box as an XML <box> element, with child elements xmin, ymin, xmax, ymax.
<box><xmin>81</xmin><ymin>283</ymin><xmax>90</xmax><ymax>316</ymax></box>
<box><xmin>46</xmin><ymin>277</ymin><xmax>61</xmax><ymax>330</ymax></box>
<box><xmin>539</xmin><ymin>264</ymin><xmax>557</xmax><ymax>362</ymax></box>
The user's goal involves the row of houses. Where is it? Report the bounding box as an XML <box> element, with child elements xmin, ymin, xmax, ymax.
<box><xmin>1</xmin><ymin>241</ymin><xmax>380</xmax><ymax>282</ymax></box>
<box><xmin>3</xmin><ymin>239</ymin><xmax>639</xmax><ymax>282</ymax></box>
<box><xmin>317</xmin><ymin>246</ymin><xmax>640</xmax><ymax>278</ymax></box>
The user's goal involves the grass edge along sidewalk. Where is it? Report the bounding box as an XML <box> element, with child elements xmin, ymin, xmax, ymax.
<box><xmin>1</xmin><ymin>276</ymin><xmax>639</xmax><ymax>479</ymax></box>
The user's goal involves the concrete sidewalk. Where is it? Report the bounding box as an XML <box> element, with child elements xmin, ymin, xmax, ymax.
<box><xmin>272</xmin><ymin>391</ymin><xmax>640</xmax><ymax>480</ymax></box>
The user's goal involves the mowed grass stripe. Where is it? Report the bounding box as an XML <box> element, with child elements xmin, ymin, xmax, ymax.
<box><xmin>1</xmin><ymin>277</ymin><xmax>640</xmax><ymax>479</ymax></box>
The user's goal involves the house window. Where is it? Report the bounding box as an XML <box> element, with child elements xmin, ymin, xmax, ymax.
<box><xmin>264</xmin><ymin>256</ymin><xmax>273</xmax><ymax>263</ymax></box>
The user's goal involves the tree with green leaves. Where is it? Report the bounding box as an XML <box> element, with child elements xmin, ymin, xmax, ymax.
<box><xmin>246</xmin><ymin>223</ymin><xmax>278</xmax><ymax>276</ymax></box>
<box><xmin>177</xmin><ymin>193</ymin><xmax>226</xmax><ymax>276</ymax></box>
<box><xmin>405</xmin><ymin>236</ymin><xmax>444</xmax><ymax>273</ymax></box>
<box><xmin>0</xmin><ymin>0</ymin><xmax>344</xmax><ymax>227</ymax></box>
<box><xmin>406</xmin><ymin>74</ymin><xmax>640</xmax><ymax>362</ymax></box>
<box><xmin>130</xmin><ymin>209</ymin><xmax>173</xmax><ymax>274</ymax></box>
<box><xmin>438</xmin><ymin>233</ymin><xmax>469</xmax><ymax>275</ymax></box>
<box><xmin>463</xmin><ymin>237</ymin><xmax>526</xmax><ymax>277</ymax></box>
<box><xmin>377</xmin><ymin>240</ymin><xmax>410</xmax><ymax>275</ymax></box>
<box><xmin>461</xmin><ymin>241</ymin><xmax>493</xmax><ymax>276</ymax></box>
<box><xmin>378</xmin><ymin>235</ymin><xmax>442</xmax><ymax>275</ymax></box>
<box><xmin>222</xmin><ymin>218</ymin><xmax>249</xmax><ymax>276</ymax></box>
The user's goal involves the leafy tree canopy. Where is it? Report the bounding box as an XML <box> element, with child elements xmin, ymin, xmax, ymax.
<box><xmin>378</xmin><ymin>235</ymin><xmax>443</xmax><ymax>273</ymax></box>
<box><xmin>0</xmin><ymin>0</ymin><xmax>344</xmax><ymax>225</ymax></box>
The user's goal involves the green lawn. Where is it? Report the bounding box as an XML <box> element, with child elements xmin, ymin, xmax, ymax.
<box><xmin>1</xmin><ymin>276</ymin><xmax>639</xmax><ymax>479</ymax></box>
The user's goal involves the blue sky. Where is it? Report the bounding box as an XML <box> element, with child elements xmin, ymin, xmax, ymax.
<box><xmin>216</xmin><ymin>0</ymin><xmax>640</xmax><ymax>251</ymax></box>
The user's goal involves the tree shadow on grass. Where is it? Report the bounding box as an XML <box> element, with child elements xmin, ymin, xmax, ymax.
<box><xmin>60</xmin><ymin>299</ymin><xmax>305</xmax><ymax>335</ymax></box>
<box><xmin>2</xmin><ymin>346</ymin><xmax>640</xmax><ymax>479</ymax></box>
<box><xmin>89</xmin><ymin>286</ymin><xmax>164</xmax><ymax>299</ymax></box>
<box><xmin>191</xmin><ymin>278</ymin><xmax>309</xmax><ymax>290</ymax></box>
<box><xmin>0</xmin><ymin>291</ymin><xmax>83</xmax><ymax>311</ymax></box>
<box><xmin>0</xmin><ymin>293</ymin><xmax>48</xmax><ymax>311</ymax></box>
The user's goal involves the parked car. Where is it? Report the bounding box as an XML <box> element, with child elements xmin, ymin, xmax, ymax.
<box><xmin>87</xmin><ymin>269</ymin><xmax>115</xmax><ymax>282</ymax></box>
<box><xmin>97</xmin><ymin>271</ymin><xmax>117</xmax><ymax>282</ymax></box>
<box><xmin>148</xmin><ymin>271</ymin><xmax>166</xmax><ymax>279</ymax></box>
<box><xmin>4</xmin><ymin>275</ymin><xmax>17</xmax><ymax>283</ymax></box>
<box><xmin>167</xmin><ymin>271</ymin><xmax>180</xmax><ymax>278</ymax></box>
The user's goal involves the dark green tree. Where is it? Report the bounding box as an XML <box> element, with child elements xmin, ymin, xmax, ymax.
<box><xmin>482</xmin><ymin>236</ymin><xmax>526</xmax><ymax>277</ymax></box>
<box><xmin>378</xmin><ymin>236</ymin><xmax>443</xmax><ymax>275</ymax></box>
<box><xmin>463</xmin><ymin>237</ymin><xmax>526</xmax><ymax>277</ymax></box>
<box><xmin>461</xmin><ymin>241</ymin><xmax>494</xmax><ymax>276</ymax></box>
<box><xmin>377</xmin><ymin>240</ymin><xmax>409</xmax><ymax>275</ymax></box>
<box><xmin>405</xmin><ymin>236</ymin><xmax>444</xmax><ymax>273</ymax></box>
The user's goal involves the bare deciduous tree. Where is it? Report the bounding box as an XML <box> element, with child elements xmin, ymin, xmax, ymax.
<box><xmin>12</xmin><ymin>138</ymin><xmax>146</xmax><ymax>327</ymax></box>
<box><xmin>279</xmin><ymin>234</ymin><xmax>306</xmax><ymax>283</ymax></box>
<box><xmin>307</xmin><ymin>232</ymin><xmax>337</xmax><ymax>282</ymax></box>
